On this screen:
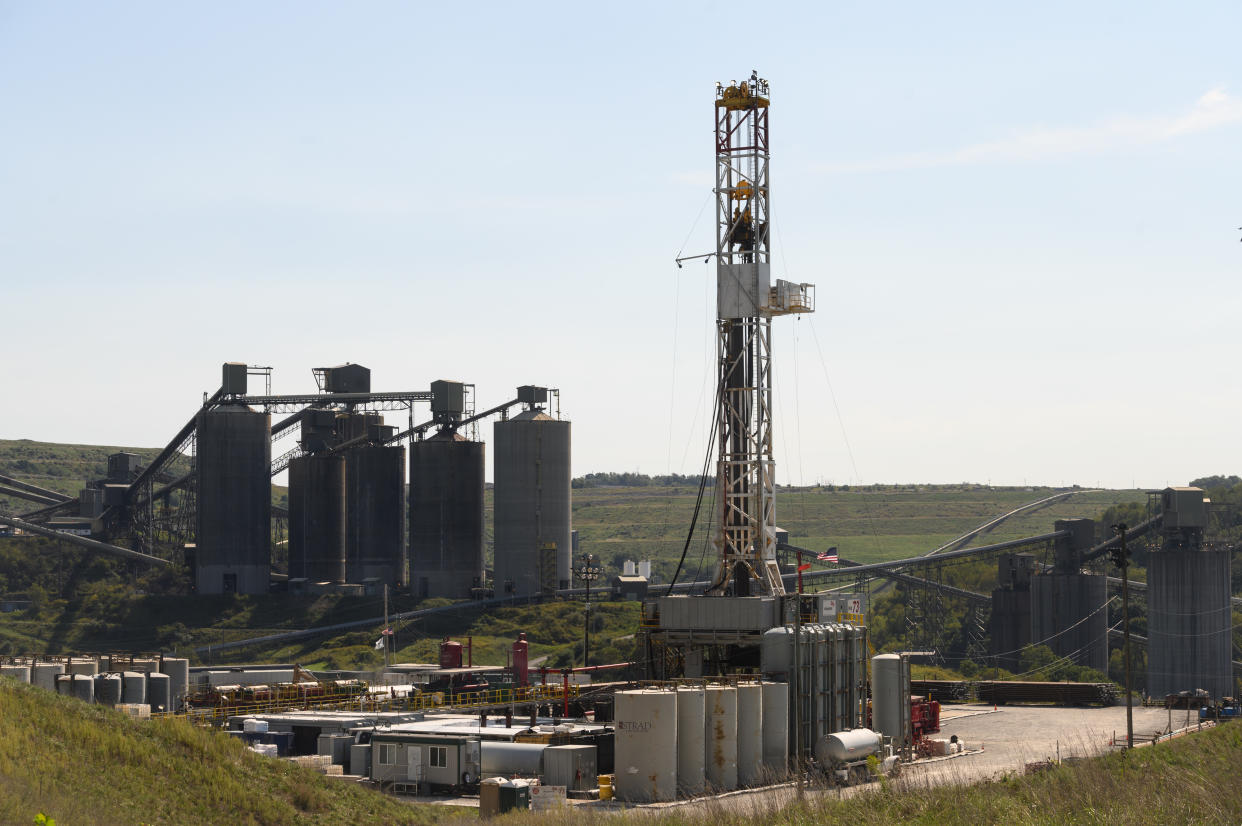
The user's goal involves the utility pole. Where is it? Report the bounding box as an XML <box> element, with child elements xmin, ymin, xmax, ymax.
<box><xmin>383</xmin><ymin>584</ymin><xmax>391</xmax><ymax>669</ymax></box>
<box><xmin>573</xmin><ymin>553</ymin><xmax>602</xmax><ymax>667</ymax></box>
<box><xmin>1111</xmin><ymin>523</ymin><xmax>1133</xmax><ymax>748</ymax></box>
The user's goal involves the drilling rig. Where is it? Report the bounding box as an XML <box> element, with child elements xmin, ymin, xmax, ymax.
<box><xmin>643</xmin><ymin>74</ymin><xmax>825</xmax><ymax>678</ymax></box>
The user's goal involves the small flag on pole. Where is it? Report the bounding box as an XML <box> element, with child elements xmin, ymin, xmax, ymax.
<box><xmin>797</xmin><ymin>563</ymin><xmax>811</xmax><ymax>572</ymax></box>
<box><xmin>374</xmin><ymin>637</ymin><xmax>385</xmax><ymax>651</ymax></box>
<box><xmin>817</xmin><ymin>547</ymin><xmax>839</xmax><ymax>563</ymax></box>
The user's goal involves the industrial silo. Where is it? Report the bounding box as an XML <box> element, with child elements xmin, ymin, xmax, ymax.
<box><xmin>409</xmin><ymin>431</ymin><xmax>485</xmax><ymax>599</ymax></box>
<box><xmin>288</xmin><ymin>454</ymin><xmax>347</xmax><ymax>584</ymax></box>
<box><xmin>1030</xmin><ymin>518</ymin><xmax>1108</xmax><ymax>674</ymax></box>
<box><xmin>346</xmin><ymin>442</ymin><xmax>406</xmax><ymax>587</ymax></box>
<box><xmin>493</xmin><ymin>406</ymin><xmax>571</xmax><ymax>597</ymax></box>
<box><xmin>194</xmin><ymin>405</ymin><xmax>271</xmax><ymax>595</ymax></box>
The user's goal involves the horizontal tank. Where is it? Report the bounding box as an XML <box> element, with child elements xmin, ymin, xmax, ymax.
<box><xmin>409</xmin><ymin>432</ymin><xmax>485</xmax><ymax>598</ymax></box>
<box><xmin>195</xmin><ymin>405</ymin><xmax>271</xmax><ymax>595</ymax></box>
<box><xmin>288</xmin><ymin>454</ymin><xmax>347</xmax><ymax>584</ymax></box>
<box><xmin>615</xmin><ymin>689</ymin><xmax>677</xmax><ymax>803</ymax></box>
<box><xmin>493</xmin><ymin>410</ymin><xmax>572</xmax><ymax>597</ymax></box>
<box><xmin>481</xmin><ymin>742</ymin><xmax>546</xmax><ymax>776</ymax></box>
<box><xmin>815</xmin><ymin>728</ymin><xmax>882</xmax><ymax>765</ymax></box>
<box><xmin>676</xmin><ymin>686</ymin><xmax>706</xmax><ymax>797</ymax></box>
<box><xmin>346</xmin><ymin>443</ymin><xmax>406</xmax><ymax>587</ymax></box>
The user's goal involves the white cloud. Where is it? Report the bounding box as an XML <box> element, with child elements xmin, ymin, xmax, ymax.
<box><xmin>820</xmin><ymin>88</ymin><xmax>1242</xmax><ymax>174</ymax></box>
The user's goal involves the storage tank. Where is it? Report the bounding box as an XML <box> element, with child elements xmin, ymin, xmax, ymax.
<box><xmin>56</xmin><ymin>674</ymin><xmax>73</xmax><ymax>695</ymax></box>
<box><xmin>814</xmin><ymin>728</ymin><xmax>883</xmax><ymax>765</ymax></box>
<box><xmin>147</xmin><ymin>672</ymin><xmax>171</xmax><ymax>713</ymax></box>
<box><xmin>195</xmin><ymin>405</ymin><xmax>271</xmax><ymax>595</ymax></box>
<box><xmin>94</xmin><ymin>673</ymin><xmax>122</xmax><ymax>706</ymax></box>
<box><xmin>32</xmin><ymin>662</ymin><xmax>64</xmax><ymax>691</ymax></box>
<box><xmin>346</xmin><ymin>443</ymin><xmax>406</xmax><ymax>587</ymax></box>
<box><xmin>704</xmin><ymin>684</ymin><xmax>738</xmax><ymax>791</ymax></box>
<box><xmin>159</xmin><ymin>658</ymin><xmax>190</xmax><ymax>712</ymax></box>
<box><xmin>675</xmin><ymin>686</ymin><xmax>706</xmax><ymax>797</ymax></box>
<box><xmin>1148</xmin><ymin>547</ymin><xmax>1232</xmax><ymax>699</ymax></box>
<box><xmin>481</xmin><ymin>742</ymin><xmax>546</xmax><ymax>776</ymax></box>
<box><xmin>736</xmin><ymin>683</ymin><xmax>763</xmax><ymax>786</ymax></box>
<box><xmin>288</xmin><ymin>454</ymin><xmax>347</xmax><ymax>584</ymax></box>
<box><xmin>871</xmin><ymin>654</ymin><xmax>910</xmax><ymax>750</ymax></box>
<box><xmin>440</xmin><ymin>639</ymin><xmax>464</xmax><ymax>669</ymax></box>
<box><xmin>1</xmin><ymin>664</ymin><xmax>30</xmax><ymax>683</ymax></box>
<box><xmin>760</xmin><ymin>626</ymin><xmax>793</xmax><ymax>677</ymax></box>
<box><xmin>121</xmin><ymin>671</ymin><xmax>147</xmax><ymax>704</ymax></box>
<box><xmin>69</xmin><ymin>658</ymin><xmax>99</xmax><ymax>677</ymax></box>
<box><xmin>69</xmin><ymin>674</ymin><xmax>94</xmax><ymax>703</ymax></box>
<box><xmin>512</xmin><ymin>633</ymin><xmax>529</xmax><ymax>687</ymax></box>
<box><xmin>493</xmin><ymin>409</ymin><xmax>571</xmax><ymax>597</ymax></box>
<box><xmin>409</xmin><ymin>431</ymin><xmax>485</xmax><ymax>598</ymax></box>
<box><xmin>614</xmin><ymin>688</ymin><xmax>677</xmax><ymax>803</ymax></box>
<box><xmin>760</xmin><ymin>681</ymin><xmax>788</xmax><ymax>774</ymax></box>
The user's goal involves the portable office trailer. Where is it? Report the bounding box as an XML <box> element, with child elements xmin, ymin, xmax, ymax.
<box><xmin>369</xmin><ymin>731</ymin><xmax>481</xmax><ymax>794</ymax></box>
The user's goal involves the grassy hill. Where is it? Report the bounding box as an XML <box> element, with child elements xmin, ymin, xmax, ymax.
<box><xmin>0</xmin><ymin>679</ymin><xmax>445</xmax><ymax>825</ymax></box>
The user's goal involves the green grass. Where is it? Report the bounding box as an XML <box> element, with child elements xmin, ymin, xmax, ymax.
<box><xmin>0</xmin><ymin>679</ymin><xmax>450</xmax><ymax>825</ymax></box>
<box><xmin>496</xmin><ymin>724</ymin><xmax>1242</xmax><ymax>826</ymax></box>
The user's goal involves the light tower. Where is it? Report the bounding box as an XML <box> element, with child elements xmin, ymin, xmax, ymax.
<box><xmin>710</xmin><ymin>72</ymin><xmax>814</xmax><ymax>597</ymax></box>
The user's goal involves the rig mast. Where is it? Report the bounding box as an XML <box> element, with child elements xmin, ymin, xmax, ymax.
<box><xmin>711</xmin><ymin>72</ymin><xmax>814</xmax><ymax>597</ymax></box>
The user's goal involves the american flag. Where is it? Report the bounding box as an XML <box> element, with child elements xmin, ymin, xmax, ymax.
<box><xmin>817</xmin><ymin>548</ymin><xmax>838</xmax><ymax>563</ymax></box>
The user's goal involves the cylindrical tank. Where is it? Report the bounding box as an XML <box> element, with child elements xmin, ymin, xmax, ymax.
<box><xmin>871</xmin><ymin>654</ymin><xmax>910</xmax><ymax>748</ymax></box>
<box><xmin>440</xmin><ymin>639</ymin><xmax>463</xmax><ymax>670</ymax></box>
<box><xmin>94</xmin><ymin>673</ymin><xmax>122</xmax><ymax>706</ymax></box>
<box><xmin>1031</xmin><ymin>572</ymin><xmax>1108</xmax><ymax>673</ymax></box>
<box><xmin>121</xmin><ymin>671</ymin><xmax>147</xmax><ymax>705</ymax></box>
<box><xmin>130</xmin><ymin>658</ymin><xmax>158</xmax><ymax>674</ymax></box>
<box><xmin>736</xmin><ymin>683</ymin><xmax>763</xmax><ymax>786</ymax></box>
<box><xmin>32</xmin><ymin>662</ymin><xmax>64</xmax><ymax>691</ymax></box>
<box><xmin>346</xmin><ymin>443</ymin><xmax>406</xmax><ymax>587</ymax></box>
<box><xmin>288</xmin><ymin>454</ymin><xmax>347</xmax><ymax>584</ymax></box>
<box><xmin>1</xmin><ymin>664</ymin><xmax>31</xmax><ymax>683</ymax></box>
<box><xmin>760</xmin><ymin>626</ymin><xmax>792</xmax><ymax>677</ymax></box>
<box><xmin>195</xmin><ymin>405</ymin><xmax>272</xmax><ymax>595</ymax></box>
<box><xmin>760</xmin><ymin>681</ymin><xmax>789</xmax><ymax>774</ymax></box>
<box><xmin>704</xmin><ymin>684</ymin><xmax>738</xmax><ymax>791</ymax></box>
<box><xmin>409</xmin><ymin>431</ymin><xmax>485</xmax><ymax>598</ymax></box>
<box><xmin>512</xmin><ymin>633</ymin><xmax>529</xmax><ymax>687</ymax></box>
<box><xmin>614</xmin><ymin>689</ymin><xmax>677</xmax><ymax>803</ymax></box>
<box><xmin>70</xmin><ymin>674</ymin><xmax>94</xmax><ymax>703</ymax></box>
<box><xmin>159</xmin><ymin>658</ymin><xmax>190</xmax><ymax>712</ymax></box>
<box><xmin>493</xmin><ymin>410</ymin><xmax>572</xmax><ymax>597</ymax></box>
<box><xmin>56</xmin><ymin>674</ymin><xmax>73</xmax><ymax>695</ymax></box>
<box><xmin>69</xmin><ymin>658</ymin><xmax>99</xmax><ymax>677</ymax></box>
<box><xmin>815</xmin><ymin>728</ymin><xmax>883</xmax><ymax>765</ymax></box>
<box><xmin>147</xmin><ymin>672</ymin><xmax>171</xmax><ymax>713</ymax></box>
<box><xmin>1147</xmin><ymin>547</ymin><xmax>1233</xmax><ymax>700</ymax></box>
<box><xmin>480</xmin><ymin>742</ymin><xmax>547</xmax><ymax>776</ymax></box>
<box><xmin>675</xmin><ymin>686</ymin><xmax>706</xmax><ymax>797</ymax></box>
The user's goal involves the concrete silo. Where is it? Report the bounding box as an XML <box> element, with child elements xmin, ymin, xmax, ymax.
<box><xmin>409</xmin><ymin>430</ymin><xmax>485</xmax><ymax>598</ymax></box>
<box><xmin>194</xmin><ymin>405</ymin><xmax>271</xmax><ymax>595</ymax></box>
<box><xmin>288</xmin><ymin>454</ymin><xmax>347</xmax><ymax>584</ymax></box>
<box><xmin>493</xmin><ymin>390</ymin><xmax>571</xmax><ymax>597</ymax></box>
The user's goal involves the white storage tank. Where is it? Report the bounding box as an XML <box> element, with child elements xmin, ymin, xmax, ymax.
<box><xmin>815</xmin><ymin>728</ymin><xmax>882</xmax><ymax>765</ymax></box>
<box><xmin>94</xmin><ymin>673</ymin><xmax>122</xmax><ymax>706</ymax></box>
<box><xmin>615</xmin><ymin>688</ymin><xmax>678</xmax><ymax>803</ymax></box>
<box><xmin>55</xmin><ymin>674</ymin><xmax>74</xmax><ymax>695</ymax></box>
<box><xmin>760</xmin><ymin>626</ymin><xmax>793</xmax><ymax>676</ymax></box>
<box><xmin>69</xmin><ymin>658</ymin><xmax>99</xmax><ymax>677</ymax></box>
<box><xmin>736</xmin><ymin>683</ymin><xmax>763</xmax><ymax>786</ymax></box>
<box><xmin>32</xmin><ymin>662</ymin><xmax>64</xmax><ymax>691</ymax></box>
<box><xmin>871</xmin><ymin>654</ymin><xmax>910</xmax><ymax>749</ymax></box>
<box><xmin>121</xmin><ymin>671</ymin><xmax>147</xmax><ymax>705</ymax></box>
<box><xmin>704</xmin><ymin>684</ymin><xmax>738</xmax><ymax>791</ymax></box>
<box><xmin>760</xmin><ymin>681</ymin><xmax>789</xmax><ymax>774</ymax></box>
<box><xmin>1</xmin><ymin>664</ymin><xmax>31</xmax><ymax>683</ymax></box>
<box><xmin>159</xmin><ymin>658</ymin><xmax>190</xmax><ymax>712</ymax></box>
<box><xmin>675</xmin><ymin>685</ymin><xmax>706</xmax><ymax>797</ymax></box>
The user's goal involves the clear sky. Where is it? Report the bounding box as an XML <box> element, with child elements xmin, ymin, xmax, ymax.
<box><xmin>1</xmin><ymin>2</ymin><xmax>1238</xmax><ymax>488</ymax></box>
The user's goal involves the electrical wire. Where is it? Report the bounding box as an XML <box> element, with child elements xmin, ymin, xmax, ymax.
<box><xmin>666</xmin><ymin>382</ymin><xmax>722</xmax><ymax>593</ymax></box>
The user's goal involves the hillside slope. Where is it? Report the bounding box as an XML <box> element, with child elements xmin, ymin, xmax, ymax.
<box><xmin>0</xmin><ymin>680</ymin><xmax>444</xmax><ymax>825</ymax></box>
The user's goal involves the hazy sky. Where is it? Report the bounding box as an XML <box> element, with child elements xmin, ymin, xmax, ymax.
<box><xmin>2</xmin><ymin>2</ymin><xmax>1238</xmax><ymax>488</ymax></box>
